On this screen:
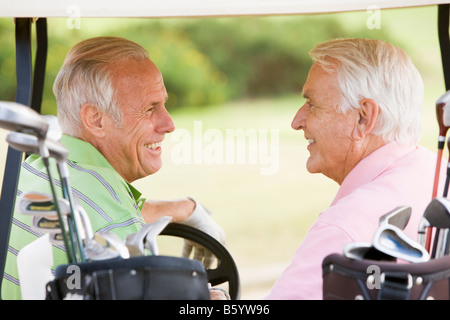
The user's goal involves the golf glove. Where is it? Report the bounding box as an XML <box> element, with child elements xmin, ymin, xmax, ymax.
<box><xmin>180</xmin><ymin>197</ymin><xmax>226</xmax><ymax>269</ymax></box>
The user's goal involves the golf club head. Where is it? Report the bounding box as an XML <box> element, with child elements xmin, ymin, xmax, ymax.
<box><xmin>436</xmin><ymin>90</ymin><xmax>450</xmax><ymax>136</ymax></box>
<box><xmin>421</xmin><ymin>197</ymin><xmax>450</xmax><ymax>229</ymax></box>
<box><xmin>343</xmin><ymin>242</ymin><xmax>396</xmax><ymax>261</ymax></box>
<box><xmin>43</xmin><ymin>115</ymin><xmax>62</xmax><ymax>141</ymax></box>
<box><xmin>85</xmin><ymin>232</ymin><xmax>130</xmax><ymax>261</ymax></box>
<box><xmin>50</xmin><ymin>233</ymin><xmax>65</xmax><ymax>246</ymax></box>
<box><xmin>18</xmin><ymin>192</ymin><xmax>71</xmax><ymax>216</ymax></box>
<box><xmin>125</xmin><ymin>216</ymin><xmax>173</xmax><ymax>256</ymax></box>
<box><xmin>373</xmin><ymin>224</ymin><xmax>430</xmax><ymax>263</ymax></box>
<box><xmin>0</xmin><ymin>101</ymin><xmax>49</xmax><ymax>138</ymax></box>
<box><xmin>144</xmin><ymin>216</ymin><xmax>173</xmax><ymax>255</ymax></box>
<box><xmin>125</xmin><ymin>224</ymin><xmax>155</xmax><ymax>256</ymax></box>
<box><xmin>76</xmin><ymin>205</ymin><xmax>94</xmax><ymax>241</ymax></box>
<box><xmin>439</xmin><ymin>90</ymin><xmax>450</xmax><ymax>127</ymax></box>
<box><xmin>31</xmin><ymin>215</ymin><xmax>63</xmax><ymax>234</ymax></box>
<box><xmin>7</xmin><ymin>131</ymin><xmax>68</xmax><ymax>162</ymax></box>
<box><xmin>378</xmin><ymin>206</ymin><xmax>411</xmax><ymax>230</ymax></box>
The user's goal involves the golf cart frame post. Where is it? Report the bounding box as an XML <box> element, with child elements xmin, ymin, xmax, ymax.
<box><xmin>0</xmin><ymin>2</ymin><xmax>449</xmax><ymax>299</ymax></box>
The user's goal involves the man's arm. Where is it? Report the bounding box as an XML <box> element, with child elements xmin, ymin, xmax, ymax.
<box><xmin>141</xmin><ymin>198</ymin><xmax>195</xmax><ymax>223</ymax></box>
<box><xmin>141</xmin><ymin>197</ymin><xmax>226</xmax><ymax>268</ymax></box>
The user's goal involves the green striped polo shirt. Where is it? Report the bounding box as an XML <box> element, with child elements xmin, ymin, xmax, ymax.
<box><xmin>2</xmin><ymin>134</ymin><xmax>146</xmax><ymax>299</ymax></box>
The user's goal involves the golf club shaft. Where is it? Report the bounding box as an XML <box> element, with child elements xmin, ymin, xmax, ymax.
<box><xmin>433</xmin><ymin>146</ymin><xmax>444</xmax><ymax>198</ymax></box>
<box><xmin>41</xmin><ymin>156</ymin><xmax>76</xmax><ymax>263</ymax></box>
<box><xmin>435</xmin><ymin>229</ymin><xmax>448</xmax><ymax>258</ymax></box>
<box><xmin>57</xmin><ymin>163</ymin><xmax>86</xmax><ymax>263</ymax></box>
<box><xmin>444</xmin><ymin>136</ymin><xmax>450</xmax><ymax>197</ymax></box>
<box><xmin>429</xmin><ymin>141</ymin><xmax>446</xmax><ymax>252</ymax></box>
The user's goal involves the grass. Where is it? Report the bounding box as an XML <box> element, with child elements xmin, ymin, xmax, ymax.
<box><xmin>0</xmin><ymin>5</ymin><xmax>448</xmax><ymax>299</ymax></box>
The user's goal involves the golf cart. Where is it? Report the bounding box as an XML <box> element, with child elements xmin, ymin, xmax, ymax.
<box><xmin>0</xmin><ymin>0</ymin><xmax>450</xmax><ymax>301</ymax></box>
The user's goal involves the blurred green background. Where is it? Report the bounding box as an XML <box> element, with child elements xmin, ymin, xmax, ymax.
<box><xmin>0</xmin><ymin>5</ymin><xmax>446</xmax><ymax>298</ymax></box>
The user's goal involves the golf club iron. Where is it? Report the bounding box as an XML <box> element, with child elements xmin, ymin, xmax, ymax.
<box><xmin>76</xmin><ymin>205</ymin><xmax>130</xmax><ymax>261</ymax></box>
<box><xmin>31</xmin><ymin>215</ymin><xmax>67</xmax><ymax>234</ymax></box>
<box><xmin>125</xmin><ymin>216</ymin><xmax>173</xmax><ymax>256</ymax></box>
<box><xmin>18</xmin><ymin>191</ymin><xmax>70</xmax><ymax>216</ymax></box>
<box><xmin>378</xmin><ymin>206</ymin><xmax>411</xmax><ymax>230</ymax></box>
<box><xmin>418</xmin><ymin>197</ymin><xmax>450</xmax><ymax>258</ymax></box>
<box><xmin>144</xmin><ymin>216</ymin><xmax>173</xmax><ymax>255</ymax></box>
<box><xmin>84</xmin><ymin>232</ymin><xmax>130</xmax><ymax>261</ymax></box>
<box><xmin>17</xmin><ymin>192</ymin><xmax>85</xmax><ymax>249</ymax></box>
<box><xmin>343</xmin><ymin>206</ymin><xmax>414</xmax><ymax>261</ymax></box>
<box><xmin>0</xmin><ymin>101</ymin><xmax>49</xmax><ymax>138</ymax></box>
<box><xmin>0</xmin><ymin>106</ymin><xmax>75</xmax><ymax>262</ymax></box>
<box><xmin>6</xmin><ymin>127</ymin><xmax>85</xmax><ymax>263</ymax></box>
<box><xmin>373</xmin><ymin>224</ymin><xmax>430</xmax><ymax>263</ymax></box>
<box><xmin>343</xmin><ymin>242</ymin><xmax>396</xmax><ymax>261</ymax></box>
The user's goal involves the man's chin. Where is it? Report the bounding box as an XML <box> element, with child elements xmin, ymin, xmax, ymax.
<box><xmin>306</xmin><ymin>159</ymin><xmax>321</xmax><ymax>174</ymax></box>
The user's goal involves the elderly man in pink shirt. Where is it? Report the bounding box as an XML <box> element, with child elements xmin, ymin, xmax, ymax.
<box><xmin>266</xmin><ymin>38</ymin><xmax>445</xmax><ymax>300</ymax></box>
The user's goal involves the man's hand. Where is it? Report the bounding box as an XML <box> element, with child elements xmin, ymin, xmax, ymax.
<box><xmin>141</xmin><ymin>197</ymin><xmax>226</xmax><ymax>268</ymax></box>
<box><xmin>179</xmin><ymin>197</ymin><xmax>226</xmax><ymax>268</ymax></box>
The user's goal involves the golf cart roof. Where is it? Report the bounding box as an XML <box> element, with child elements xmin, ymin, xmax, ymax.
<box><xmin>1</xmin><ymin>0</ymin><xmax>449</xmax><ymax>18</ymax></box>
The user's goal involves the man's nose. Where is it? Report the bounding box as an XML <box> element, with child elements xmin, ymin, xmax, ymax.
<box><xmin>291</xmin><ymin>104</ymin><xmax>307</xmax><ymax>130</ymax></box>
<box><xmin>156</xmin><ymin>107</ymin><xmax>176</xmax><ymax>133</ymax></box>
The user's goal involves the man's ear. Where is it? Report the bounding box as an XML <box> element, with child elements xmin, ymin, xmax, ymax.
<box><xmin>80</xmin><ymin>104</ymin><xmax>106</xmax><ymax>137</ymax></box>
<box><xmin>352</xmin><ymin>98</ymin><xmax>379</xmax><ymax>140</ymax></box>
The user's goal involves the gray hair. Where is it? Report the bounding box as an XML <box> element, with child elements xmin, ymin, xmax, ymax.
<box><xmin>53</xmin><ymin>36</ymin><xmax>149</xmax><ymax>136</ymax></box>
<box><xmin>309</xmin><ymin>38</ymin><xmax>424</xmax><ymax>145</ymax></box>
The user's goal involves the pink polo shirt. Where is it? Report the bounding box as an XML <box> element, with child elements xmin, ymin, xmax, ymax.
<box><xmin>266</xmin><ymin>142</ymin><xmax>445</xmax><ymax>300</ymax></box>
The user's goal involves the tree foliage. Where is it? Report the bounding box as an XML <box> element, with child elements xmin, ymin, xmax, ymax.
<box><xmin>0</xmin><ymin>15</ymin><xmax>394</xmax><ymax>113</ymax></box>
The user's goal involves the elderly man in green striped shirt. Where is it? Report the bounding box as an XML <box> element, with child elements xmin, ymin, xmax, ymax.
<box><xmin>2</xmin><ymin>37</ymin><xmax>225</xmax><ymax>299</ymax></box>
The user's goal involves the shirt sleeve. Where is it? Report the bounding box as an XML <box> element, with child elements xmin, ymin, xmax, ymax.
<box><xmin>265</xmin><ymin>221</ymin><xmax>353</xmax><ymax>300</ymax></box>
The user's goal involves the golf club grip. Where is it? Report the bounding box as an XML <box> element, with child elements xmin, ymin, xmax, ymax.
<box><xmin>160</xmin><ymin>223</ymin><xmax>241</xmax><ymax>300</ymax></box>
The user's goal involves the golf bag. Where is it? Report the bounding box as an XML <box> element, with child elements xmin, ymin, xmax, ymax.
<box><xmin>45</xmin><ymin>255</ymin><xmax>210</xmax><ymax>300</ymax></box>
<box><xmin>322</xmin><ymin>253</ymin><xmax>450</xmax><ymax>300</ymax></box>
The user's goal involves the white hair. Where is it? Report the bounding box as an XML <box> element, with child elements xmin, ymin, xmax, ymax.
<box><xmin>53</xmin><ymin>36</ymin><xmax>149</xmax><ymax>136</ymax></box>
<box><xmin>309</xmin><ymin>38</ymin><xmax>424</xmax><ymax>145</ymax></box>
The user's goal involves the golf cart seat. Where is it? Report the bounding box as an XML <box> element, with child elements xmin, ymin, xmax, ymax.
<box><xmin>322</xmin><ymin>253</ymin><xmax>450</xmax><ymax>300</ymax></box>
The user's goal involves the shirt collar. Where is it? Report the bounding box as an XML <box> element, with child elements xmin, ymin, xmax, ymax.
<box><xmin>330</xmin><ymin>141</ymin><xmax>416</xmax><ymax>206</ymax></box>
<box><xmin>61</xmin><ymin>134</ymin><xmax>114</xmax><ymax>169</ymax></box>
<box><xmin>60</xmin><ymin>134</ymin><xmax>143</xmax><ymax>202</ymax></box>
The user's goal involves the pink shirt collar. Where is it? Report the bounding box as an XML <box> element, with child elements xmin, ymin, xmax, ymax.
<box><xmin>330</xmin><ymin>141</ymin><xmax>416</xmax><ymax>206</ymax></box>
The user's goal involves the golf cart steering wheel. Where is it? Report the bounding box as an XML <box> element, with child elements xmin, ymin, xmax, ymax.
<box><xmin>160</xmin><ymin>223</ymin><xmax>241</xmax><ymax>300</ymax></box>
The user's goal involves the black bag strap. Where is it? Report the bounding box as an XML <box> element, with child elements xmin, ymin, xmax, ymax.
<box><xmin>378</xmin><ymin>272</ymin><xmax>412</xmax><ymax>300</ymax></box>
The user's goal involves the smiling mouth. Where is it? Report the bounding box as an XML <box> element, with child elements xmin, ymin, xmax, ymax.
<box><xmin>144</xmin><ymin>142</ymin><xmax>162</xmax><ymax>150</ymax></box>
<box><xmin>307</xmin><ymin>139</ymin><xmax>316</xmax><ymax>144</ymax></box>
